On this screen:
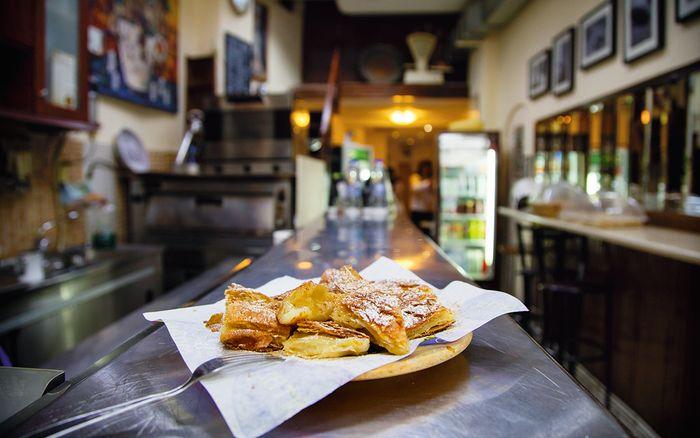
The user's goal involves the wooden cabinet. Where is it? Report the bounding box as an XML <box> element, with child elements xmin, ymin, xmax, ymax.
<box><xmin>0</xmin><ymin>0</ymin><xmax>94</xmax><ymax>131</ymax></box>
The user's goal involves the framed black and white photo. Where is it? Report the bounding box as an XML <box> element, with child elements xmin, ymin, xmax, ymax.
<box><xmin>624</xmin><ymin>0</ymin><xmax>665</xmax><ymax>63</ymax></box>
<box><xmin>552</xmin><ymin>28</ymin><xmax>575</xmax><ymax>95</ymax></box>
<box><xmin>580</xmin><ymin>1</ymin><xmax>616</xmax><ymax>69</ymax></box>
<box><xmin>529</xmin><ymin>49</ymin><xmax>551</xmax><ymax>99</ymax></box>
<box><xmin>676</xmin><ymin>0</ymin><xmax>700</xmax><ymax>21</ymax></box>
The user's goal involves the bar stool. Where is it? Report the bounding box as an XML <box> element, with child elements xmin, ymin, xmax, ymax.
<box><xmin>515</xmin><ymin>222</ymin><xmax>538</xmax><ymax>335</ymax></box>
<box><xmin>532</xmin><ymin>227</ymin><xmax>613</xmax><ymax>407</ymax></box>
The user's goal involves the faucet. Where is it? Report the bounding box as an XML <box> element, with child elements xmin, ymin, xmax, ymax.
<box><xmin>34</xmin><ymin>220</ymin><xmax>55</xmax><ymax>252</ymax></box>
<box><xmin>174</xmin><ymin>109</ymin><xmax>204</xmax><ymax>167</ymax></box>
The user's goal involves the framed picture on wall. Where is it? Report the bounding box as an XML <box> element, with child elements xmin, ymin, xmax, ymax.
<box><xmin>529</xmin><ymin>49</ymin><xmax>551</xmax><ymax>99</ymax></box>
<box><xmin>552</xmin><ymin>28</ymin><xmax>575</xmax><ymax>95</ymax></box>
<box><xmin>624</xmin><ymin>0</ymin><xmax>665</xmax><ymax>63</ymax></box>
<box><xmin>676</xmin><ymin>0</ymin><xmax>700</xmax><ymax>21</ymax></box>
<box><xmin>252</xmin><ymin>1</ymin><xmax>268</xmax><ymax>81</ymax></box>
<box><xmin>580</xmin><ymin>1</ymin><xmax>616</xmax><ymax>69</ymax></box>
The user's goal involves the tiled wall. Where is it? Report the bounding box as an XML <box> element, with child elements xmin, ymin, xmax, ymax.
<box><xmin>0</xmin><ymin>134</ymin><xmax>86</xmax><ymax>259</ymax></box>
<box><xmin>0</xmin><ymin>129</ymin><xmax>178</xmax><ymax>260</ymax></box>
<box><xmin>148</xmin><ymin>151</ymin><xmax>177</xmax><ymax>171</ymax></box>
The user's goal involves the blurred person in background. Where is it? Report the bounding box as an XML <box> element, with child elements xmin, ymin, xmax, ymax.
<box><xmin>410</xmin><ymin>160</ymin><xmax>435</xmax><ymax>238</ymax></box>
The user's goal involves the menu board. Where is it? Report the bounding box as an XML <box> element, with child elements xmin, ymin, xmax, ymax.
<box><xmin>225</xmin><ymin>33</ymin><xmax>253</xmax><ymax>101</ymax></box>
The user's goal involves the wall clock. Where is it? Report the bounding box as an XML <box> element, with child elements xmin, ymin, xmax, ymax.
<box><xmin>230</xmin><ymin>0</ymin><xmax>250</xmax><ymax>15</ymax></box>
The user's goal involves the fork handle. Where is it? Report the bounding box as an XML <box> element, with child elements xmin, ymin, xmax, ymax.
<box><xmin>27</xmin><ymin>378</ymin><xmax>195</xmax><ymax>438</ymax></box>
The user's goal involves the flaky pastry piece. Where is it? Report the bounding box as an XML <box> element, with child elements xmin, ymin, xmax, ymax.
<box><xmin>283</xmin><ymin>320</ymin><xmax>370</xmax><ymax>359</ymax></box>
<box><xmin>331</xmin><ymin>285</ymin><xmax>409</xmax><ymax>355</ymax></box>
<box><xmin>320</xmin><ymin>265</ymin><xmax>365</xmax><ymax>294</ymax></box>
<box><xmin>375</xmin><ymin>280</ymin><xmax>455</xmax><ymax>339</ymax></box>
<box><xmin>277</xmin><ymin>281</ymin><xmax>336</xmax><ymax>325</ymax></box>
<box><xmin>220</xmin><ymin>284</ymin><xmax>291</xmax><ymax>351</ymax></box>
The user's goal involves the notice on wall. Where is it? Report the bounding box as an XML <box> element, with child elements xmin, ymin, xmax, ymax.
<box><xmin>50</xmin><ymin>50</ymin><xmax>77</xmax><ymax>110</ymax></box>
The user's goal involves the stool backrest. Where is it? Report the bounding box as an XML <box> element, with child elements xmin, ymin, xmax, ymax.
<box><xmin>516</xmin><ymin>223</ymin><xmax>534</xmax><ymax>273</ymax></box>
<box><xmin>532</xmin><ymin>227</ymin><xmax>588</xmax><ymax>285</ymax></box>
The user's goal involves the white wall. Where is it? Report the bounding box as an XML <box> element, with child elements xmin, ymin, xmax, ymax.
<box><xmin>471</xmin><ymin>0</ymin><xmax>700</xmax><ymax>155</ymax></box>
<box><xmin>214</xmin><ymin>0</ymin><xmax>303</xmax><ymax>96</ymax></box>
<box><xmin>77</xmin><ymin>0</ymin><xmax>303</xmax><ymax>155</ymax></box>
<box><xmin>69</xmin><ymin>0</ymin><xmax>303</xmax><ymax>236</ymax></box>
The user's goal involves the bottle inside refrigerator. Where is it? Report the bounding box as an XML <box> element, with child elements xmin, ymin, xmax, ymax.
<box><xmin>437</xmin><ymin>132</ymin><xmax>497</xmax><ymax>281</ymax></box>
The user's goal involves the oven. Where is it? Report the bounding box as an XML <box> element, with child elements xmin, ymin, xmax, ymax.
<box><xmin>126</xmin><ymin>104</ymin><xmax>294</xmax><ymax>289</ymax></box>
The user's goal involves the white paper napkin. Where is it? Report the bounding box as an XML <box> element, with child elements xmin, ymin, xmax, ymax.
<box><xmin>144</xmin><ymin>256</ymin><xmax>526</xmax><ymax>437</ymax></box>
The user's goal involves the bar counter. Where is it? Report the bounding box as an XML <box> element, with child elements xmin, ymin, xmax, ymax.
<box><xmin>5</xmin><ymin>212</ymin><xmax>625</xmax><ymax>437</ymax></box>
<box><xmin>499</xmin><ymin>207</ymin><xmax>700</xmax><ymax>266</ymax></box>
<box><xmin>499</xmin><ymin>206</ymin><xmax>699</xmax><ymax>435</ymax></box>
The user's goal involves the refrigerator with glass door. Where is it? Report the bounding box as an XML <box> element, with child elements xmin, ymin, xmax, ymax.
<box><xmin>437</xmin><ymin>132</ymin><xmax>498</xmax><ymax>282</ymax></box>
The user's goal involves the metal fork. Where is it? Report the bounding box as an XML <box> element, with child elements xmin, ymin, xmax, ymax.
<box><xmin>29</xmin><ymin>353</ymin><xmax>284</xmax><ymax>437</ymax></box>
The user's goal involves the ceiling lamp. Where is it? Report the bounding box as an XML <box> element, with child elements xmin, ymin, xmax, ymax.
<box><xmin>390</xmin><ymin>108</ymin><xmax>417</xmax><ymax>125</ymax></box>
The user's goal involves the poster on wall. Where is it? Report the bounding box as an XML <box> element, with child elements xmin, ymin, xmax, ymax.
<box><xmin>87</xmin><ymin>0</ymin><xmax>178</xmax><ymax>113</ymax></box>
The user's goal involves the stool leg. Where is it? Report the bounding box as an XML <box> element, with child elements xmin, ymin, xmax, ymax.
<box><xmin>603</xmin><ymin>243</ymin><xmax>614</xmax><ymax>409</ymax></box>
<box><xmin>604</xmin><ymin>287</ymin><xmax>613</xmax><ymax>408</ymax></box>
<box><xmin>522</xmin><ymin>275</ymin><xmax>532</xmax><ymax>333</ymax></box>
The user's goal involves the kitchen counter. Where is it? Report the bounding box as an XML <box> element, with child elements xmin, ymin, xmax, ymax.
<box><xmin>499</xmin><ymin>207</ymin><xmax>700</xmax><ymax>266</ymax></box>
<box><xmin>0</xmin><ymin>245</ymin><xmax>163</xmax><ymax>368</ymax></box>
<box><xmin>4</xmin><ymin>213</ymin><xmax>625</xmax><ymax>437</ymax></box>
<box><xmin>0</xmin><ymin>244</ymin><xmax>163</xmax><ymax>297</ymax></box>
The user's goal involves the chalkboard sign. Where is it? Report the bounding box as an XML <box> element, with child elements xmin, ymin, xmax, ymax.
<box><xmin>225</xmin><ymin>33</ymin><xmax>254</xmax><ymax>101</ymax></box>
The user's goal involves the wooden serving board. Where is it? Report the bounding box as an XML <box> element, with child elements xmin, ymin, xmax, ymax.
<box><xmin>353</xmin><ymin>333</ymin><xmax>473</xmax><ymax>381</ymax></box>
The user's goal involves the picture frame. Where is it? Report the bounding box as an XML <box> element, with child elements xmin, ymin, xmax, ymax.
<box><xmin>252</xmin><ymin>1</ymin><xmax>268</xmax><ymax>81</ymax></box>
<box><xmin>676</xmin><ymin>0</ymin><xmax>700</xmax><ymax>21</ymax></box>
<box><xmin>580</xmin><ymin>1</ymin><xmax>616</xmax><ymax>69</ymax></box>
<box><xmin>551</xmin><ymin>27</ymin><xmax>575</xmax><ymax>95</ymax></box>
<box><xmin>624</xmin><ymin>0</ymin><xmax>665</xmax><ymax>63</ymax></box>
<box><xmin>529</xmin><ymin>49</ymin><xmax>551</xmax><ymax>99</ymax></box>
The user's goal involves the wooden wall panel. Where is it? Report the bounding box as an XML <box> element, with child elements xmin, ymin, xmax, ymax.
<box><xmin>580</xmin><ymin>244</ymin><xmax>700</xmax><ymax>436</ymax></box>
<box><xmin>302</xmin><ymin>2</ymin><xmax>466</xmax><ymax>84</ymax></box>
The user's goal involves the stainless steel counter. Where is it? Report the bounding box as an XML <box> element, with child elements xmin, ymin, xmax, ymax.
<box><xmin>5</xmin><ymin>213</ymin><xmax>626</xmax><ymax>437</ymax></box>
<box><xmin>0</xmin><ymin>245</ymin><xmax>163</xmax><ymax>368</ymax></box>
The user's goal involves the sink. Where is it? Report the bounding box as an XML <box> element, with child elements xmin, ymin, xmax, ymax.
<box><xmin>0</xmin><ymin>247</ymin><xmax>96</xmax><ymax>293</ymax></box>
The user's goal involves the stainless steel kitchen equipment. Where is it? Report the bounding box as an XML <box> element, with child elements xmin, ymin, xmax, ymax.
<box><xmin>126</xmin><ymin>102</ymin><xmax>294</xmax><ymax>289</ymax></box>
<box><xmin>0</xmin><ymin>245</ymin><xmax>162</xmax><ymax>368</ymax></box>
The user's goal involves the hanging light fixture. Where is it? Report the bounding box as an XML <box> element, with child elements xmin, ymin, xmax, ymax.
<box><xmin>390</xmin><ymin>108</ymin><xmax>417</xmax><ymax>125</ymax></box>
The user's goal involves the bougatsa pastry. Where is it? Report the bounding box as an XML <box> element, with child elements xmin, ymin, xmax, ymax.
<box><xmin>320</xmin><ymin>265</ymin><xmax>364</xmax><ymax>294</ymax></box>
<box><xmin>375</xmin><ymin>280</ymin><xmax>455</xmax><ymax>339</ymax></box>
<box><xmin>331</xmin><ymin>285</ymin><xmax>410</xmax><ymax>355</ymax></box>
<box><xmin>208</xmin><ymin>265</ymin><xmax>455</xmax><ymax>358</ymax></box>
<box><xmin>282</xmin><ymin>320</ymin><xmax>370</xmax><ymax>359</ymax></box>
<box><xmin>220</xmin><ymin>284</ymin><xmax>291</xmax><ymax>351</ymax></box>
<box><xmin>277</xmin><ymin>281</ymin><xmax>336</xmax><ymax>325</ymax></box>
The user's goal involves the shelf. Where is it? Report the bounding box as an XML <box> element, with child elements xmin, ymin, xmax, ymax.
<box><xmin>0</xmin><ymin>108</ymin><xmax>98</xmax><ymax>132</ymax></box>
<box><xmin>441</xmin><ymin>213</ymin><xmax>486</xmax><ymax>220</ymax></box>
<box><xmin>294</xmin><ymin>81</ymin><xmax>469</xmax><ymax>99</ymax></box>
<box><xmin>440</xmin><ymin>238</ymin><xmax>486</xmax><ymax>247</ymax></box>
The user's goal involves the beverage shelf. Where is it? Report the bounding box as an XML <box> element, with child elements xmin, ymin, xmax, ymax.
<box><xmin>440</xmin><ymin>238</ymin><xmax>486</xmax><ymax>247</ymax></box>
<box><xmin>441</xmin><ymin>213</ymin><xmax>486</xmax><ymax>220</ymax></box>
